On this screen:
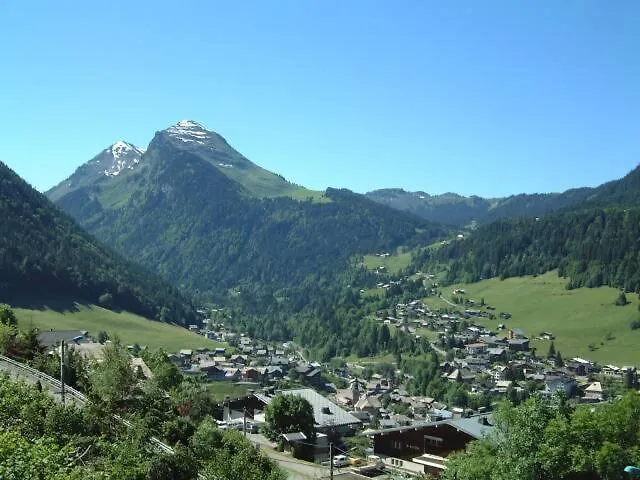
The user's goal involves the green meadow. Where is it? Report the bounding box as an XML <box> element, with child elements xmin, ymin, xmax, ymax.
<box><xmin>424</xmin><ymin>271</ymin><xmax>640</xmax><ymax>365</ymax></box>
<box><xmin>12</xmin><ymin>300</ymin><xmax>225</xmax><ymax>353</ymax></box>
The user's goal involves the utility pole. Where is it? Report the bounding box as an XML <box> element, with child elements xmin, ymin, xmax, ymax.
<box><xmin>329</xmin><ymin>442</ymin><xmax>334</xmax><ymax>480</ymax></box>
<box><xmin>60</xmin><ymin>340</ymin><xmax>65</xmax><ymax>405</ymax></box>
<box><xmin>243</xmin><ymin>407</ymin><xmax>247</xmax><ymax>437</ymax></box>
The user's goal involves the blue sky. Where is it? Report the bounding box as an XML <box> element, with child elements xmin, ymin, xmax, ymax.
<box><xmin>1</xmin><ymin>1</ymin><xmax>638</xmax><ymax>197</ymax></box>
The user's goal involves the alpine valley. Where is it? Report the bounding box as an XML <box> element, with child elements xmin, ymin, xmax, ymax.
<box><xmin>44</xmin><ymin>119</ymin><xmax>640</xmax><ymax>362</ymax></box>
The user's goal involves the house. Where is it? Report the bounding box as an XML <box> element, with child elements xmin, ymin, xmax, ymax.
<box><xmin>369</xmin><ymin>416</ymin><xmax>493</xmax><ymax>477</ymax></box>
<box><xmin>444</xmin><ymin>368</ymin><xmax>475</xmax><ymax>383</ymax></box>
<box><xmin>242</xmin><ymin>367</ymin><xmax>262</xmax><ymax>381</ymax></box>
<box><xmin>509</xmin><ymin>328</ymin><xmax>526</xmax><ymax>339</ymax></box>
<box><xmin>355</xmin><ymin>394</ymin><xmax>382</xmax><ymax>413</ymax></box>
<box><xmin>38</xmin><ymin>330</ymin><xmax>89</xmax><ymax>349</ymax></box>
<box><xmin>263</xmin><ymin>366</ymin><xmax>284</xmax><ymax>381</ymax></box>
<box><xmin>583</xmin><ymin>381</ymin><xmax>604</xmax><ymax>403</ymax></box>
<box><xmin>231</xmin><ymin>355</ymin><xmax>248</xmax><ymax>365</ymax></box>
<box><xmin>507</xmin><ymin>338</ymin><xmax>530</xmax><ymax>351</ymax></box>
<box><xmin>465</xmin><ymin>343</ymin><xmax>487</xmax><ymax>355</ymax></box>
<box><xmin>260</xmin><ymin>388</ymin><xmax>362</xmax><ymax>435</ymax></box>
<box><xmin>543</xmin><ymin>375</ymin><xmax>577</xmax><ymax>397</ymax></box>
<box><xmin>270</xmin><ymin>355</ymin><xmax>290</xmax><ymax>367</ymax></box>
<box><xmin>492</xmin><ymin>380</ymin><xmax>512</xmax><ymax>394</ymax></box>
<box><xmin>491</xmin><ymin>365</ymin><xmax>509</xmax><ymax>382</ymax></box>
<box><xmin>487</xmin><ymin>347</ymin><xmax>507</xmax><ymax>362</ymax></box>
<box><xmin>280</xmin><ymin>432</ymin><xmax>308</xmax><ymax>452</ymax></box>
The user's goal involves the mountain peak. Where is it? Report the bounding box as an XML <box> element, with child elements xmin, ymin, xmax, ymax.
<box><xmin>102</xmin><ymin>140</ymin><xmax>144</xmax><ymax>177</ymax></box>
<box><xmin>110</xmin><ymin>140</ymin><xmax>144</xmax><ymax>159</ymax></box>
<box><xmin>165</xmin><ymin>120</ymin><xmax>211</xmax><ymax>145</ymax></box>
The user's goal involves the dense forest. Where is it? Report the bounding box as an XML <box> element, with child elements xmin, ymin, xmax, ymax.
<box><xmin>0</xmin><ymin>161</ymin><xmax>196</xmax><ymax>324</ymax></box>
<box><xmin>52</xmin><ymin>131</ymin><xmax>447</xmax><ymax>306</ymax></box>
<box><xmin>412</xmin><ymin>206</ymin><xmax>640</xmax><ymax>292</ymax></box>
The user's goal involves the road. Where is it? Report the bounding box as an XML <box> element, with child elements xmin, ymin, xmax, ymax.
<box><xmin>248</xmin><ymin>433</ymin><xmax>332</xmax><ymax>480</ymax></box>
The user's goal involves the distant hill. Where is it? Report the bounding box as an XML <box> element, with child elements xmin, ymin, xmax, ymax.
<box><xmin>366</xmin><ymin>165</ymin><xmax>640</xmax><ymax>227</ymax></box>
<box><xmin>47</xmin><ymin>121</ymin><xmax>447</xmax><ymax>308</ymax></box>
<box><xmin>0</xmin><ymin>160</ymin><xmax>195</xmax><ymax>325</ymax></box>
<box><xmin>413</xmin><ymin>205</ymin><xmax>640</xmax><ymax>294</ymax></box>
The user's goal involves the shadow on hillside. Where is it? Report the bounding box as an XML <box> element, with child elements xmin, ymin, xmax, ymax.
<box><xmin>8</xmin><ymin>294</ymin><xmax>124</xmax><ymax>314</ymax></box>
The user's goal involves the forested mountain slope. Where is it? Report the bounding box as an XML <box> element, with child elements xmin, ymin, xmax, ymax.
<box><xmin>412</xmin><ymin>206</ymin><xmax>640</xmax><ymax>292</ymax></box>
<box><xmin>48</xmin><ymin>122</ymin><xmax>448</xmax><ymax>305</ymax></box>
<box><xmin>0</xmin><ymin>160</ymin><xmax>195</xmax><ymax>324</ymax></box>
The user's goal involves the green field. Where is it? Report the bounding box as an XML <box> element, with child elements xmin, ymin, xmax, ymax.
<box><xmin>12</xmin><ymin>301</ymin><xmax>226</xmax><ymax>353</ymax></box>
<box><xmin>362</xmin><ymin>250</ymin><xmax>413</xmax><ymax>275</ymax></box>
<box><xmin>204</xmin><ymin>382</ymin><xmax>259</xmax><ymax>401</ymax></box>
<box><xmin>424</xmin><ymin>271</ymin><xmax>640</xmax><ymax>365</ymax></box>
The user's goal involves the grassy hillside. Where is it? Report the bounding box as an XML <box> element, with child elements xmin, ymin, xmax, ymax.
<box><xmin>425</xmin><ymin>271</ymin><xmax>640</xmax><ymax>365</ymax></box>
<box><xmin>363</xmin><ymin>250</ymin><xmax>414</xmax><ymax>275</ymax></box>
<box><xmin>12</xmin><ymin>301</ymin><xmax>224</xmax><ymax>353</ymax></box>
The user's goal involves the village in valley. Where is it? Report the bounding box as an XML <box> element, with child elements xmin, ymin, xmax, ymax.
<box><xmin>39</xmin><ymin>269</ymin><xmax>639</xmax><ymax>479</ymax></box>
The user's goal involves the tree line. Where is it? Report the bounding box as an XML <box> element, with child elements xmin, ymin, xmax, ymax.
<box><xmin>411</xmin><ymin>206</ymin><xmax>640</xmax><ymax>293</ymax></box>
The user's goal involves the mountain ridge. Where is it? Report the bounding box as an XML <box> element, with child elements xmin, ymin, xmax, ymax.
<box><xmin>366</xmin><ymin>165</ymin><xmax>639</xmax><ymax>227</ymax></box>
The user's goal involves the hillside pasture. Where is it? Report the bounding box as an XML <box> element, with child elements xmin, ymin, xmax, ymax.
<box><xmin>424</xmin><ymin>271</ymin><xmax>640</xmax><ymax>365</ymax></box>
<box><xmin>12</xmin><ymin>299</ymin><xmax>225</xmax><ymax>353</ymax></box>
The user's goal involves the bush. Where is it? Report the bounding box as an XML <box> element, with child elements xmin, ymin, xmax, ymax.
<box><xmin>615</xmin><ymin>291</ymin><xmax>629</xmax><ymax>306</ymax></box>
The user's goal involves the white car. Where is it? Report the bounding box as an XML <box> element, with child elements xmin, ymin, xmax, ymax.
<box><xmin>333</xmin><ymin>455</ymin><xmax>350</xmax><ymax>467</ymax></box>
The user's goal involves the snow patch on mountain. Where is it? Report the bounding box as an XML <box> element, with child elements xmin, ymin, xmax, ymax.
<box><xmin>166</xmin><ymin>120</ymin><xmax>210</xmax><ymax>145</ymax></box>
<box><xmin>103</xmin><ymin>141</ymin><xmax>144</xmax><ymax>177</ymax></box>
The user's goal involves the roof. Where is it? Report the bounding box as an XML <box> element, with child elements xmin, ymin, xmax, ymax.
<box><xmin>282</xmin><ymin>432</ymin><xmax>307</xmax><ymax>442</ymax></box>
<box><xmin>38</xmin><ymin>330</ymin><xmax>87</xmax><ymax>348</ymax></box>
<box><xmin>278</xmin><ymin>389</ymin><xmax>362</xmax><ymax>428</ymax></box>
<box><xmin>585</xmin><ymin>381</ymin><xmax>603</xmax><ymax>393</ymax></box>
<box><xmin>368</xmin><ymin>415</ymin><xmax>494</xmax><ymax>440</ymax></box>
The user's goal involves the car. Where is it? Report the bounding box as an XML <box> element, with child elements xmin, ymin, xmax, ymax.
<box><xmin>333</xmin><ymin>455</ymin><xmax>350</xmax><ymax>468</ymax></box>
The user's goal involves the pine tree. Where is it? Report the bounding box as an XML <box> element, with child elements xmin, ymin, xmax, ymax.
<box><xmin>547</xmin><ymin>341</ymin><xmax>556</xmax><ymax>359</ymax></box>
<box><xmin>554</xmin><ymin>350</ymin><xmax>564</xmax><ymax>367</ymax></box>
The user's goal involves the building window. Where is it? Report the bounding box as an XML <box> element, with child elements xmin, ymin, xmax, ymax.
<box><xmin>393</xmin><ymin>440</ymin><xmax>403</xmax><ymax>450</ymax></box>
<box><xmin>424</xmin><ymin>435</ymin><xmax>444</xmax><ymax>448</ymax></box>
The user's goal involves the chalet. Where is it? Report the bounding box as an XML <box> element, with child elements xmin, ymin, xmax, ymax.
<box><xmin>242</xmin><ymin>367</ymin><xmax>262</xmax><ymax>381</ymax></box>
<box><xmin>258</xmin><ymin>388</ymin><xmax>362</xmax><ymax>435</ymax></box>
<box><xmin>369</xmin><ymin>416</ymin><xmax>493</xmax><ymax>477</ymax></box>
<box><xmin>487</xmin><ymin>347</ymin><xmax>507</xmax><ymax>361</ymax></box>
<box><xmin>491</xmin><ymin>365</ymin><xmax>509</xmax><ymax>382</ymax></box>
<box><xmin>269</xmin><ymin>355</ymin><xmax>290</xmax><ymax>367</ymax></box>
<box><xmin>230</xmin><ymin>355</ymin><xmax>248</xmax><ymax>365</ymax></box>
<box><xmin>543</xmin><ymin>375</ymin><xmax>577</xmax><ymax>397</ymax></box>
<box><xmin>465</xmin><ymin>343</ymin><xmax>487</xmax><ymax>355</ymax></box>
<box><xmin>582</xmin><ymin>381</ymin><xmax>604</xmax><ymax>402</ymax></box>
<box><xmin>492</xmin><ymin>380</ymin><xmax>512</xmax><ymax>394</ymax></box>
<box><xmin>38</xmin><ymin>330</ymin><xmax>89</xmax><ymax>348</ymax></box>
<box><xmin>263</xmin><ymin>366</ymin><xmax>284</xmax><ymax>380</ymax></box>
<box><xmin>355</xmin><ymin>394</ymin><xmax>382</xmax><ymax>413</ymax></box>
<box><xmin>443</xmin><ymin>368</ymin><xmax>475</xmax><ymax>383</ymax></box>
<box><xmin>507</xmin><ymin>338</ymin><xmax>530</xmax><ymax>351</ymax></box>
